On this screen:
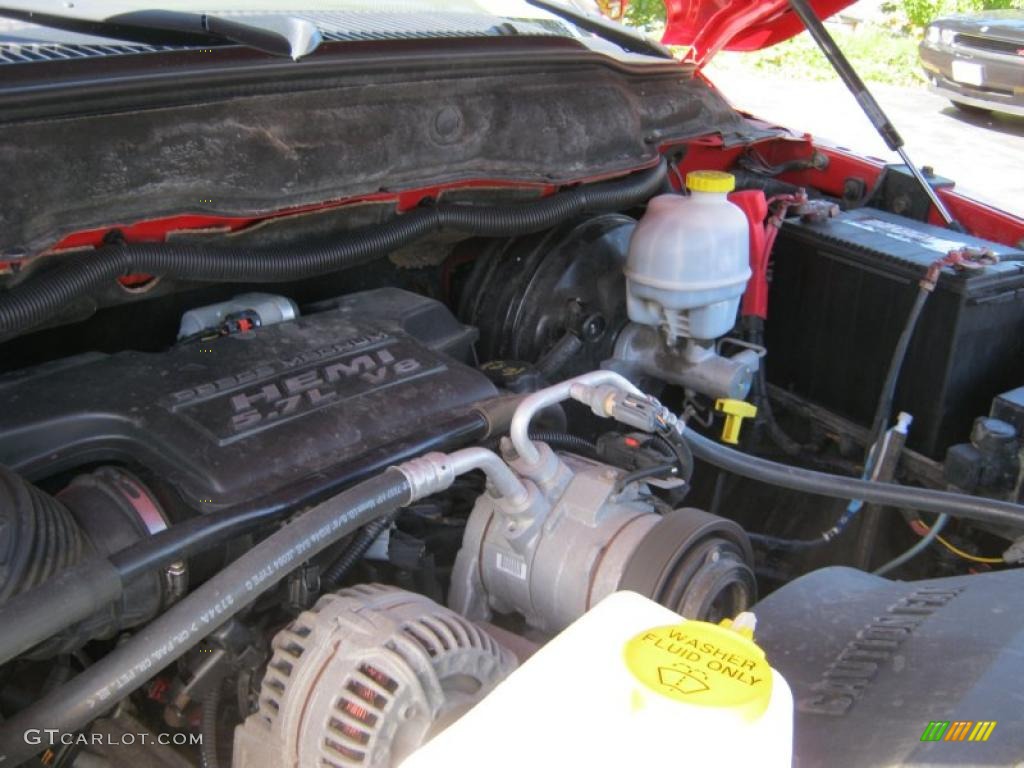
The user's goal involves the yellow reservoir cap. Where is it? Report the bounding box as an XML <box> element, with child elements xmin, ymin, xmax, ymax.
<box><xmin>685</xmin><ymin>170</ymin><xmax>736</xmax><ymax>193</ymax></box>
<box><xmin>623</xmin><ymin>617</ymin><xmax>773</xmax><ymax>720</ymax></box>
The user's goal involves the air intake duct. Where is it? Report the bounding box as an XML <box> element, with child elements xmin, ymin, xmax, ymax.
<box><xmin>0</xmin><ymin>465</ymin><xmax>88</xmax><ymax>602</ymax></box>
<box><xmin>0</xmin><ymin>466</ymin><xmax>169</xmax><ymax>658</ymax></box>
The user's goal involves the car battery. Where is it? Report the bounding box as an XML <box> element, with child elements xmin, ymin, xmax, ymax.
<box><xmin>765</xmin><ymin>207</ymin><xmax>1024</xmax><ymax>459</ymax></box>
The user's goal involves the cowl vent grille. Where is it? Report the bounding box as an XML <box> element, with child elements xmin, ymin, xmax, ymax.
<box><xmin>0</xmin><ymin>11</ymin><xmax>569</xmax><ymax>65</ymax></box>
<box><xmin>0</xmin><ymin>42</ymin><xmax>173</xmax><ymax>64</ymax></box>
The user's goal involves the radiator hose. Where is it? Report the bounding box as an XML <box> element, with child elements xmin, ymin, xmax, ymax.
<box><xmin>0</xmin><ymin>161</ymin><xmax>666</xmax><ymax>338</ymax></box>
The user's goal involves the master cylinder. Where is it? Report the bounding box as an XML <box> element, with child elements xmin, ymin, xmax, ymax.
<box><xmin>448</xmin><ymin>372</ymin><xmax>756</xmax><ymax>635</ymax></box>
<box><xmin>610</xmin><ymin>170</ymin><xmax>760</xmax><ymax>400</ymax></box>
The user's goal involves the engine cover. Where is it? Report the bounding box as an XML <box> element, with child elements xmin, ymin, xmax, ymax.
<box><xmin>752</xmin><ymin>566</ymin><xmax>1024</xmax><ymax>767</ymax></box>
<box><xmin>0</xmin><ymin>289</ymin><xmax>495</xmax><ymax>510</ymax></box>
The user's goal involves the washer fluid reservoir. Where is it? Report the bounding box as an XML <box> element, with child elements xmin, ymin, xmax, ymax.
<box><xmin>404</xmin><ymin>591</ymin><xmax>793</xmax><ymax>767</ymax></box>
<box><xmin>625</xmin><ymin>170</ymin><xmax>750</xmax><ymax>342</ymax></box>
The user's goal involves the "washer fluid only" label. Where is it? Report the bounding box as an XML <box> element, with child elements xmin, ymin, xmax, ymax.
<box><xmin>623</xmin><ymin>621</ymin><xmax>774</xmax><ymax>719</ymax></box>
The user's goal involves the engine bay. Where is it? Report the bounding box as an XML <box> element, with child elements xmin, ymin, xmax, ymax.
<box><xmin>1</xmin><ymin>52</ymin><xmax>1024</xmax><ymax>766</ymax></box>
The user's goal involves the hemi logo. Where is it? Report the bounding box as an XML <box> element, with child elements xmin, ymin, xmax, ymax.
<box><xmin>920</xmin><ymin>720</ymin><xmax>997</xmax><ymax>742</ymax></box>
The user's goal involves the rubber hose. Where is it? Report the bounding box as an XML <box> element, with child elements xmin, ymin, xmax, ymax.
<box><xmin>681</xmin><ymin>429</ymin><xmax>1024</xmax><ymax>528</ymax></box>
<box><xmin>320</xmin><ymin>511</ymin><xmax>397</xmax><ymax>589</ymax></box>
<box><xmin>0</xmin><ymin>470</ymin><xmax>413</xmax><ymax>766</ymax></box>
<box><xmin>0</xmin><ymin>412</ymin><xmax>485</xmax><ymax>668</ymax></box>
<box><xmin>0</xmin><ymin>161</ymin><xmax>666</xmax><ymax>338</ymax></box>
<box><xmin>198</xmin><ymin>686</ymin><xmax>221</xmax><ymax>768</ymax></box>
<box><xmin>113</xmin><ymin>412</ymin><xmax>486</xmax><ymax>581</ymax></box>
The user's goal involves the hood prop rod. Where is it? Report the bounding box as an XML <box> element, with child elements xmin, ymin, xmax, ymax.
<box><xmin>786</xmin><ymin>0</ymin><xmax>960</xmax><ymax>230</ymax></box>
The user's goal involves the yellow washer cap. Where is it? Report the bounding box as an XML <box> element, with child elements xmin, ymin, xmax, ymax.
<box><xmin>685</xmin><ymin>170</ymin><xmax>736</xmax><ymax>193</ymax></box>
<box><xmin>623</xmin><ymin>613</ymin><xmax>773</xmax><ymax>720</ymax></box>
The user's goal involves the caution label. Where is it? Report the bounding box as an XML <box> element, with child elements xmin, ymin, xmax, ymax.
<box><xmin>623</xmin><ymin>621</ymin><xmax>773</xmax><ymax>717</ymax></box>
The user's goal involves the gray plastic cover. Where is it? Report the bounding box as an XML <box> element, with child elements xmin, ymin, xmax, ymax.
<box><xmin>752</xmin><ymin>566</ymin><xmax>1024</xmax><ymax>767</ymax></box>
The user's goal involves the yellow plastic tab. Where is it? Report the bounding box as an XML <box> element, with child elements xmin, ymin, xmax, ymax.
<box><xmin>623</xmin><ymin>618</ymin><xmax>773</xmax><ymax>719</ymax></box>
<box><xmin>685</xmin><ymin>170</ymin><xmax>736</xmax><ymax>193</ymax></box>
<box><xmin>715</xmin><ymin>399</ymin><xmax>758</xmax><ymax>445</ymax></box>
<box><xmin>718</xmin><ymin>616</ymin><xmax>755</xmax><ymax>641</ymax></box>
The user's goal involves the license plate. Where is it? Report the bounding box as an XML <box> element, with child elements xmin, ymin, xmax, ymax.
<box><xmin>951</xmin><ymin>60</ymin><xmax>984</xmax><ymax>86</ymax></box>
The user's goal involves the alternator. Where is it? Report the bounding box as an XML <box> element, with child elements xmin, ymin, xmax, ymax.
<box><xmin>233</xmin><ymin>585</ymin><xmax>516</xmax><ymax>768</ymax></box>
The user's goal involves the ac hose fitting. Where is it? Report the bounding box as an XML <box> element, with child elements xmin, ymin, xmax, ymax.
<box><xmin>449</xmin><ymin>371</ymin><xmax>757</xmax><ymax>634</ymax></box>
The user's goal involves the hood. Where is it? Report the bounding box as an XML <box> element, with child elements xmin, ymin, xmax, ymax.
<box><xmin>660</xmin><ymin>0</ymin><xmax>856</xmax><ymax>67</ymax></box>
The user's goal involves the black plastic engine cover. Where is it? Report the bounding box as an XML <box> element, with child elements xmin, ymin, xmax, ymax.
<box><xmin>753</xmin><ymin>566</ymin><xmax>1024</xmax><ymax>767</ymax></box>
<box><xmin>0</xmin><ymin>288</ymin><xmax>494</xmax><ymax>510</ymax></box>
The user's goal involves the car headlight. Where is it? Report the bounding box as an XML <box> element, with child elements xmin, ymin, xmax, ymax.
<box><xmin>940</xmin><ymin>28</ymin><xmax>957</xmax><ymax>45</ymax></box>
<box><xmin>925</xmin><ymin>25</ymin><xmax>940</xmax><ymax>44</ymax></box>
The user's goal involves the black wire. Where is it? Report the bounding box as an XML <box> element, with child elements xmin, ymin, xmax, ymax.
<box><xmin>746</xmin><ymin>531</ymin><xmax>824</xmax><ymax>550</ymax></box>
<box><xmin>0</xmin><ymin>161</ymin><xmax>666</xmax><ymax>339</ymax></box>
<box><xmin>528</xmin><ymin>431</ymin><xmax>598</xmax><ymax>457</ymax></box>
<box><xmin>614</xmin><ymin>461</ymin><xmax>678</xmax><ymax>493</ymax></box>
<box><xmin>198</xmin><ymin>686</ymin><xmax>222</xmax><ymax>768</ymax></box>
<box><xmin>865</xmin><ymin>287</ymin><xmax>929</xmax><ymax>461</ymax></box>
<box><xmin>655</xmin><ymin>429</ymin><xmax>694</xmax><ymax>484</ymax></box>
<box><xmin>709</xmin><ymin>470</ymin><xmax>728</xmax><ymax>517</ymax></box>
<box><xmin>320</xmin><ymin>511</ymin><xmax>398</xmax><ymax>590</ymax></box>
<box><xmin>742</xmin><ymin>285</ymin><xmax>932</xmax><ymax>549</ymax></box>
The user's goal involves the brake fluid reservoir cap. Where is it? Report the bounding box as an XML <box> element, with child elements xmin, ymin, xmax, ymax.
<box><xmin>623</xmin><ymin>611</ymin><xmax>773</xmax><ymax>720</ymax></box>
<box><xmin>684</xmin><ymin>170</ymin><xmax>736</xmax><ymax>193</ymax></box>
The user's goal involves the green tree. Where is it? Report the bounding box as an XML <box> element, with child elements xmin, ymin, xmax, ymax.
<box><xmin>623</xmin><ymin>0</ymin><xmax>667</xmax><ymax>30</ymax></box>
<box><xmin>898</xmin><ymin>0</ymin><xmax>1021</xmax><ymax>28</ymax></box>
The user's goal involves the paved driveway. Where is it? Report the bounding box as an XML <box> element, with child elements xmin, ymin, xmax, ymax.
<box><xmin>704</xmin><ymin>67</ymin><xmax>1024</xmax><ymax>219</ymax></box>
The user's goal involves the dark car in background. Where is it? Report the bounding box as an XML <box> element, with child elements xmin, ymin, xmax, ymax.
<box><xmin>920</xmin><ymin>9</ymin><xmax>1024</xmax><ymax>116</ymax></box>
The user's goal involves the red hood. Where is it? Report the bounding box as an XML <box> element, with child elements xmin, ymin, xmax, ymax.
<box><xmin>661</xmin><ymin>0</ymin><xmax>856</xmax><ymax>67</ymax></box>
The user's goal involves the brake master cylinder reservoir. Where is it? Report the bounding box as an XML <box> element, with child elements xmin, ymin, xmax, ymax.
<box><xmin>625</xmin><ymin>170</ymin><xmax>750</xmax><ymax>343</ymax></box>
<box><xmin>405</xmin><ymin>591</ymin><xmax>793</xmax><ymax>767</ymax></box>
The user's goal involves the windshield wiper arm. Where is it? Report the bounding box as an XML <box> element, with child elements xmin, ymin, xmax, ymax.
<box><xmin>0</xmin><ymin>1</ymin><xmax>322</xmax><ymax>59</ymax></box>
<box><xmin>525</xmin><ymin>0</ymin><xmax>673</xmax><ymax>59</ymax></box>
